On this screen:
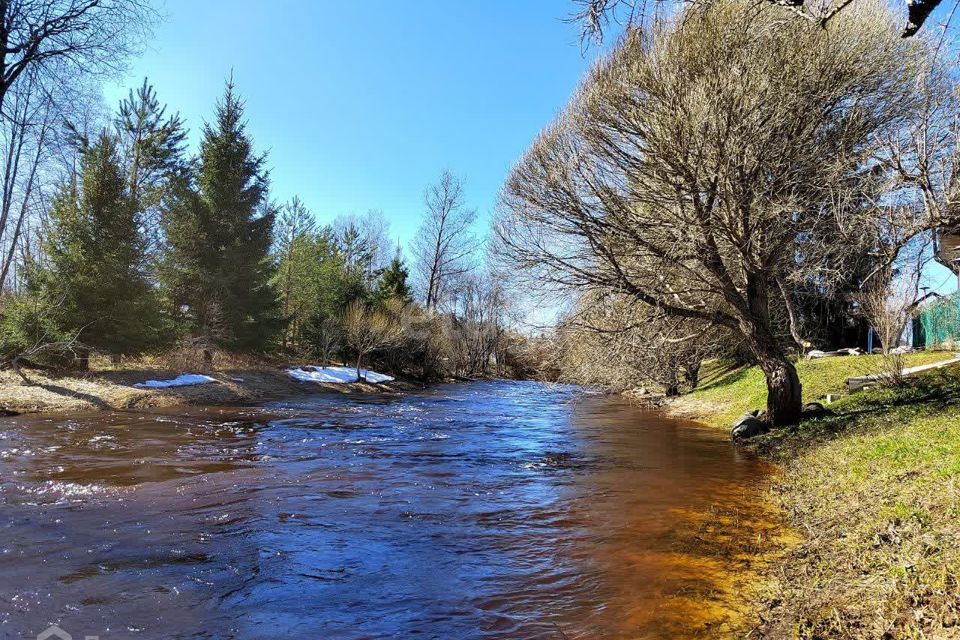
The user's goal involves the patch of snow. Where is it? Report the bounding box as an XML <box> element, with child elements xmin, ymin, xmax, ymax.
<box><xmin>287</xmin><ymin>366</ymin><xmax>395</xmax><ymax>384</ymax></box>
<box><xmin>134</xmin><ymin>374</ymin><xmax>218</xmax><ymax>389</ymax></box>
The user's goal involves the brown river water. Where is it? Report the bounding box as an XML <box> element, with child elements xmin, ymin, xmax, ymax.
<box><xmin>0</xmin><ymin>381</ymin><xmax>779</xmax><ymax>639</ymax></box>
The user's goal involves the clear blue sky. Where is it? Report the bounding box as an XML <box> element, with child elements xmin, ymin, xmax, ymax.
<box><xmin>103</xmin><ymin>0</ymin><xmax>599</xmax><ymax>252</ymax></box>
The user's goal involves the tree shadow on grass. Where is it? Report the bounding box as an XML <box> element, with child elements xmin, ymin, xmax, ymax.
<box><xmin>695</xmin><ymin>364</ymin><xmax>753</xmax><ymax>392</ymax></box>
<box><xmin>16</xmin><ymin>372</ymin><xmax>112</xmax><ymax>410</ymax></box>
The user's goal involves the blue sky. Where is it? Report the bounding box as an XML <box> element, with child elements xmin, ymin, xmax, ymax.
<box><xmin>103</xmin><ymin>0</ymin><xmax>600</xmax><ymax>251</ymax></box>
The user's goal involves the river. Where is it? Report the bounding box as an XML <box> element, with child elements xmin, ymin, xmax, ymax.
<box><xmin>0</xmin><ymin>380</ymin><xmax>777</xmax><ymax>639</ymax></box>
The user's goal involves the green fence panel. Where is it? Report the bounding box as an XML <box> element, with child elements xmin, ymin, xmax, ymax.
<box><xmin>917</xmin><ymin>292</ymin><xmax>960</xmax><ymax>348</ymax></box>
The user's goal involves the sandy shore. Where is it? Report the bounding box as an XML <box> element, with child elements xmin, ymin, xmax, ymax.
<box><xmin>0</xmin><ymin>366</ymin><xmax>421</xmax><ymax>415</ymax></box>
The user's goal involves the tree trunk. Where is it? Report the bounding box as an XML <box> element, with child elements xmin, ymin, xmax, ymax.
<box><xmin>356</xmin><ymin>353</ymin><xmax>363</xmax><ymax>381</ymax></box>
<box><xmin>777</xmin><ymin>278</ymin><xmax>806</xmax><ymax>353</ymax></box>
<box><xmin>744</xmin><ymin>277</ymin><xmax>802</xmax><ymax>426</ymax></box>
<box><xmin>77</xmin><ymin>347</ymin><xmax>90</xmax><ymax>372</ymax></box>
<box><xmin>756</xmin><ymin>351</ymin><xmax>802</xmax><ymax>426</ymax></box>
<box><xmin>664</xmin><ymin>359</ymin><xmax>680</xmax><ymax>397</ymax></box>
<box><xmin>684</xmin><ymin>359</ymin><xmax>701</xmax><ymax>390</ymax></box>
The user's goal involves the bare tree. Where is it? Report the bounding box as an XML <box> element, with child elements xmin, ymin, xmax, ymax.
<box><xmin>309</xmin><ymin>314</ymin><xmax>340</xmax><ymax>365</ymax></box>
<box><xmin>0</xmin><ymin>0</ymin><xmax>155</xmax><ymax>116</ymax></box>
<box><xmin>341</xmin><ymin>299</ymin><xmax>404</xmax><ymax>381</ymax></box>
<box><xmin>570</xmin><ymin>0</ymin><xmax>946</xmax><ymax>44</ymax></box>
<box><xmin>495</xmin><ymin>0</ymin><xmax>927</xmax><ymax>425</ymax></box>
<box><xmin>0</xmin><ymin>71</ymin><xmax>52</xmax><ymax>290</ymax></box>
<box><xmin>552</xmin><ymin>292</ymin><xmax>721</xmax><ymax>395</ymax></box>
<box><xmin>445</xmin><ymin>270</ymin><xmax>508</xmax><ymax>377</ymax></box>
<box><xmin>0</xmin><ymin>65</ymin><xmax>104</xmax><ymax>293</ymax></box>
<box><xmin>854</xmin><ymin>239</ymin><xmax>937</xmax><ymax>383</ymax></box>
<box><xmin>0</xmin><ymin>1</ymin><xmax>155</xmax><ymax>292</ymax></box>
<box><xmin>412</xmin><ymin>169</ymin><xmax>477</xmax><ymax>311</ymax></box>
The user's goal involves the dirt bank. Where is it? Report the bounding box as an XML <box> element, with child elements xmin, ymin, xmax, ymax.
<box><xmin>0</xmin><ymin>365</ymin><xmax>421</xmax><ymax>415</ymax></box>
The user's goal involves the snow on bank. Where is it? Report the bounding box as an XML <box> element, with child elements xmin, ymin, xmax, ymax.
<box><xmin>288</xmin><ymin>366</ymin><xmax>395</xmax><ymax>384</ymax></box>
<box><xmin>134</xmin><ymin>374</ymin><xmax>218</xmax><ymax>389</ymax></box>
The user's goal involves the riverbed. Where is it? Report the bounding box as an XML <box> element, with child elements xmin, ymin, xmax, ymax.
<box><xmin>0</xmin><ymin>381</ymin><xmax>778</xmax><ymax>639</ymax></box>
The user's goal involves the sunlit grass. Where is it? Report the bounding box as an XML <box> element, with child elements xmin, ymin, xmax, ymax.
<box><xmin>674</xmin><ymin>351</ymin><xmax>957</xmax><ymax>428</ymax></box>
<box><xmin>753</xmin><ymin>368</ymin><xmax>960</xmax><ymax>637</ymax></box>
<box><xmin>672</xmin><ymin>352</ymin><xmax>960</xmax><ymax>635</ymax></box>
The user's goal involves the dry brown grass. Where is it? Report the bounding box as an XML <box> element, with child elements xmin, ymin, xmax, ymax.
<box><xmin>0</xmin><ymin>350</ymin><xmax>417</xmax><ymax>415</ymax></box>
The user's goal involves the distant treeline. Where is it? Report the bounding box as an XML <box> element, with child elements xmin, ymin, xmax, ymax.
<box><xmin>0</xmin><ymin>2</ymin><xmax>530</xmax><ymax>380</ymax></box>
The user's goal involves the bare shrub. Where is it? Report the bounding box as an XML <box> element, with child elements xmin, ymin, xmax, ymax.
<box><xmin>341</xmin><ymin>299</ymin><xmax>404</xmax><ymax>381</ymax></box>
<box><xmin>854</xmin><ymin>242</ymin><xmax>937</xmax><ymax>385</ymax></box>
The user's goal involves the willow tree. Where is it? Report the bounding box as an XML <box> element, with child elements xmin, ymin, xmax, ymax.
<box><xmin>495</xmin><ymin>0</ymin><xmax>928</xmax><ymax>425</ymax></box>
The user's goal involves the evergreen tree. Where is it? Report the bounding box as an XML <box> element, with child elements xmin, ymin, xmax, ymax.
<box><xmin>375</xmin><ymin>252</ymin><xmax>412</xmax><ymax>304</ymax></box>
<box><xmin>274</xmin><ymin>196</ymin><xmax>317</xmax><ymax>324</ymax></box>
<box><xmin>336</xmin><ymin>219</ymin><xmax>375</xmax><ymax>280</ymax></box>
<box><xmin>115</xmin><ymin>79</ymin><xmax>189</xmax><ymax>206</ymax></box>
<box><xmin>114</xmin><ymin>79</ymin><xmax>188</xmax><ymax>257</ymax></box>
<box><xmin>162</xmin><ymin>79</ymin><xmax>282</xmax><ymax>351</ymax></box>
<box><xmin>34</xmin><ymin>133</ymin><xmax>163</xmax><ymax>365</ymax></box>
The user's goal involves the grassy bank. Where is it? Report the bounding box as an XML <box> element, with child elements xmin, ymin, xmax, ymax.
<box><xmin>0</xmin><ymin>357</ymin><xmax>418</xmax><ymax>415</ymax></box>
<box><xmin>667</xmin><ymin>353</ymin><xmax>960</xmax><ymax>637</ymax></box>
<box><xmin>670</xmin><ymin>351</ymin><xmax>955</xmax><ymax>428</ymax></box>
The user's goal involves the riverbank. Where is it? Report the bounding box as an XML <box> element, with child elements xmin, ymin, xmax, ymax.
<box><xmin>664</xmin><ymin>352</ymin><xmax>960</xmax><ymax>637</ymax></box>
<box><xmin>0</xmin><ymin>359</ymin><xmax>420</xmax><ymax>415</ymax></box>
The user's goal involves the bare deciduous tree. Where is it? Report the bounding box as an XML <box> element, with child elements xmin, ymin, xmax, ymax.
<box><xmin>341</xmin><ymin>299</ymin><xmax>404</xmax><ymax>381</ymax></box>
<box><xmin>552</xmin><ymin>292</ymin><xmax>720</xmax><ymax>395</ymax></box>
<box><xmin>0</xmin><ymin>1</ymin><xmax>156</xmax><ymax>293</ymax></box>
<box><xmin>0</xmin><ymin>0</ymin><xmax>155</xmax><ymax>115</ymax></box>
<box><xmin>570</xmin><ymin>0</ymin><xmax>945</xmax><ymax>44</ymax></box>
<box><xmin>445</xmin><ymin>270</ymin><xmax>508</xmax><ymax>377</ymax></box>
<box><xmin>854</xmin><ymin>240</ymin><xmax>937</xmax><ymax>383</ymax></box>
<box><xmin>412</xmin><ymin>169</ymin><xmax>477</xmax><ymax>311</ymax></box>
<box><xmin>496</xmin><ymin>0</ymin><xmax>928</xmax><ymax>425</ymax></box>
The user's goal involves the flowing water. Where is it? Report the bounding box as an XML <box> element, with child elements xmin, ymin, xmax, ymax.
<box><xmin>0</xmin><ymin>381</ymin><xmax>779</xmax><ymax>639</ymax></box>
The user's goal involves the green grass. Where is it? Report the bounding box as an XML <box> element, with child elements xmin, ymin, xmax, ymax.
<box><xmin>674</xmin><ymin>353</ymin><xmax>960</xmax><ymax>635</ymax></box>
<box><xmin>748</xmin><ymin>367</ymin><xmax>960</xmax><ymax>637</ymax></box>
<box><xmin>675</xmin><ymin>351</ymin><xmax>956</xmax><ymax>428</ymax></box>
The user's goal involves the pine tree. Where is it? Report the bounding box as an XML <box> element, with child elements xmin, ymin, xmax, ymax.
<box><xmin>114</xmin><ymin>79</ymin><xmax>188</xmax><ymax>257</ymax></box>
<box><xmin>35</xmin><ymin>133</ymin><xmax>163</xmax><ymax>366</ymax></box>
<box><xmin>115</xmin><ymin>79</ymin><xmax>188</xmax><ymax>205</ymax></box>
<box><xmin>162</xmin><ymin>79</ymin><xmax>281</xmax><ymax>351</ymax></box>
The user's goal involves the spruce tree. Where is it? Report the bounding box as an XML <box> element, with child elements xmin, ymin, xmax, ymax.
<box><xmin>35</xmin><ymin>133</ymin><xmax>163</xmax><ymax>365</ymax></box>
<box><xmin>375</xmin><ymin>253</ymin><xmax>412</xmax><ymax>304</ymax></box>
<box><xmin>162</xmin><ymin>79</ymin><xmax>281</xmax><ymax>351</ymax></box>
